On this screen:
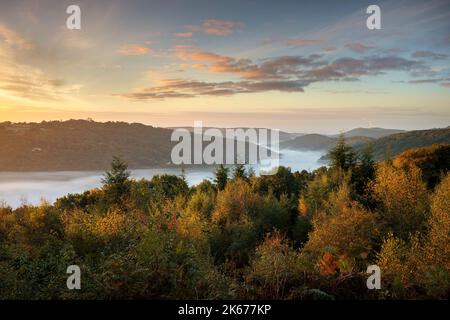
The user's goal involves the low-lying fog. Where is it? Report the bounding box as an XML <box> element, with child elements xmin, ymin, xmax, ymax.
<box><xmin>0</xmin><ymin>149</ymin><xmax>325</xmax><ymax>208</ymax></box>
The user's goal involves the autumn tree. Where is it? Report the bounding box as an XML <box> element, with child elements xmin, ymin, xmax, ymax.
<box><xmin>302</xmin><ymin>184</ymin><xmax>378</xmax><ymax>273</ymax></box>
<box><xmin>424</xmin><ymin>173</ymin><xmax>450</xmax><ymax>268</ymax></box>
<box><xmin>393</xmin><ymin>144</ymin><xmax>450</xmax><ymax>188</ymax></box>
<box><xmin>371</xmin><ymin>163</ymin><xmax>429</xmax><ymax>239</ymax></box>
<box><xmin>421</xmin><ymin>173</ymin><xmax>450</xmax><ymax>297</ymax></box>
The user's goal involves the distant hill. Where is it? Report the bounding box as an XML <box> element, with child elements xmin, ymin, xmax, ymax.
<box><xmin>341</xmin><ymin>127</ymin><xmax>405</xmax><ymax>139</ymax></box>
<box><xmin>355</xmin><ymin>128</ymin><xmax>450</xmax><ymax>160</ymax></box>
<box><xmin>282</xmin><ymin>127</ymin><xmax>404</xmax><ymax>151</ymax></box>
<box><xmin>0</xmin><ymin>120</ymin><xmax>174</xmax><ymax>171</ymax></box>
<box><xmin>0</xmin><ymin>120</ymin><xmax>272</xmax><ymax>171</ymax></box>
<box><xmin>281</xmin><ymin>134</ymin><xmax>335</xmax><ymax>150</ymax></box>
<box><xmin>169</xmin><ymin>127</ymin><xmax>304</xmax><ymax>142</ymax></box>
<box><xmin>281</xmin><ymin>134</ymin><xmax>373</xmax><ymax>151</ymax></box>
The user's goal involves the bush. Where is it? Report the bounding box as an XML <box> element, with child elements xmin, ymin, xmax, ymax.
<box><xmin>245</xmin><ymin>232</ymin><xmax>301</xmax><ymax>299</ymax></box>
<box><xmin>303</xmin><ymin>199</ymin><xmax>378</xmax><ymax>272</ymax></box>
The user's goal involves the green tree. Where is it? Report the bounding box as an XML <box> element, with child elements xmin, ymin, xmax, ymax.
<box><xmin>150</xmin><ymin>174</ymin><xmax>189</xmax><ymax>199</ymax></box>
<box><xmin>214</xmin><ymin>164</ymin><xmax>229</xmax><ymax>191</ymax></box>
<box><xmin>180</xmin><ymin>161</ymin><xmax>187</xmax><ymax>183</ymax></box>
<box><xmin>252</xmin><ymin>166</ymin><xmax>297</xmax><ymax>199</ymax></box>
<box><xmin>351</xmin><ymin>144</ymin><xmax>376</xmax><ymax>206</ymax></box>
<box><xmin>102</xmin><ymin>156</ymin><xmax>130</xmax><ymax>195</ymax></box>
<box><xmin>102</xmin><ymin>156</ymin><xmax>131</xmax><ymax>204</ymax></box>
<box><xmin>328</xmin><ymin>134</ymin><xmax>356</xmax><ymax>171</ymax></box>
<box><xmin>232</xmin><ymin>163</ymin><xmax>247</xmax><ymax>181</ymax></box>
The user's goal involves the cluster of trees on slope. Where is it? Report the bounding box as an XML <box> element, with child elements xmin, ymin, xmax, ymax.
<box><xmin>0</xmin><ymin>120</ymin><xmax>173</xmax><ymax>171</ymax></box>
<box><xmin>0</xmin><ymin>140</ymin><xmax>449</xmax><ymax>299</ymax></box>
<box><xmin>0</xmin><ymin>120</ymin><xmax>275</xmax><ymax>171</ymax></box>
<box><xmin>353</xmin><ymin>127</ymin><xmax>450</xmax><ymax>161</ymax></box>
<box><xmin>318</xmin><ymin>128</ymin><xmax>450</xmax><ymax>162</ymax></box>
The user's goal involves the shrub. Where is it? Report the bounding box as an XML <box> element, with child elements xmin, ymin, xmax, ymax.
<box><xmin>303</xmin><ymin>201</ymin><xmax>378</xmax><ymax>272</ymax></box>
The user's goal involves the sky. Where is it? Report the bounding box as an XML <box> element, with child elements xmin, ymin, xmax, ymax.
<box><xmin>0</xmin><ymin>0</ymin><xmax>449</xmax><ymax>133</ymax></box>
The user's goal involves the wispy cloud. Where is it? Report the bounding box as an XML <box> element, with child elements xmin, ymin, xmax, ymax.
<box><xmin>408</xmin><ymin>77</ymin><xmax>450</xmax><ymax>88</ymax></box>
<box><xmin>409</xmin><ymin>78</ymin><xmax>443</xmax><ymax>84</ymax></box>
<box><xmin>322</xmin><ymin>47</ymin><xmax>337</xmax><ymax>53</ymax></box>
<box><xmin>175</xmin><ymin>32</ymin><xmax>193</xmax><ymax>38</ymax></box>
<box><xmin>0</xmin><ymin>23</ymin><xmax>34</xmax><ymax>50</ymax></box>
<box><xmin>412</xmin><ymin>50</ymin><xmax>448</xmax><ymax>60</ymax></box>
<box><xmin>115</xmin><ymin>78</ymin><xmax>306</xmax><ymax>101</ymax></box>
<box><xmin>58</xmin><ymin>28</ymin><xmax>94</xmax><ymax>49</ymax></box>
<box><xmin>307</xmin><ymin>56</ymin><xmax>425</xmax><ymax>81</ymax></box>
<box><xmin>118</xmin><ymin>44</ymin><xmax>152</xmax><ymax>56</ymax></box>
<box><xmin>345</xmin><ymin>42</ymin><xmax>376</xmax><ymax>53</ymax></box>
<box><xmin>185</xmin><ymin>19</ymin><xmax>243</xmax><ymax>36</ymax></box>
<box><xmin>286</xmin><ymin>39</ymin><xmax>322</xmax><ymax>47</ymax></box>
<box><xmin>0</xmin><ymin>23</ymin><xmax>81</xmax><ymax>102</ymax></box>
<box><xmin>174</xmin><ymin>45</ymin><xmax>224</xmax><ymax>62</ymax></box>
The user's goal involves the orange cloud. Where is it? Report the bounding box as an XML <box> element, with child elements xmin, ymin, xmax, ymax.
<box><xmin>174</xmin><ymin>45</ymin><xmax>224</xmax><ymax>62</ymax></box>
<box><xmin>191</xmin><ymin>64</ymin><xmax>209</xmax><ymax>69</ymax></box>
<box><xmin>118</xmin><ymin>44</ymin><xmax>151</xmax><ymax>56</ymax></box>
<box><xmin>173</xmin><ymin>45</ymin><xmax>260</xmax><ymax>77</ymax></box>
<box><xmin>187</xmin><ymin>19</ymin><xmax>243</xmax><ymax>36</ymax></box>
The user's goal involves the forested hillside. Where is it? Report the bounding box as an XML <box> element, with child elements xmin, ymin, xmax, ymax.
<box><xmin>0</xmin><ymin>120</ymin><xmax>173</xmax><ymax>171</ymax></box>
<box><xmin>320</xmin><ymin>128</ymin><xmax>450</xmax><ymax>162</ymax></box>
<box><xmin>354</xmin><ymin>128</ymin><xmax>450</xmax><ymax>160</ymax></box>
<box><xmin>0</xmin><ymin>120</ymin><xmax>270</xmax><ymax>171</ymax></box>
